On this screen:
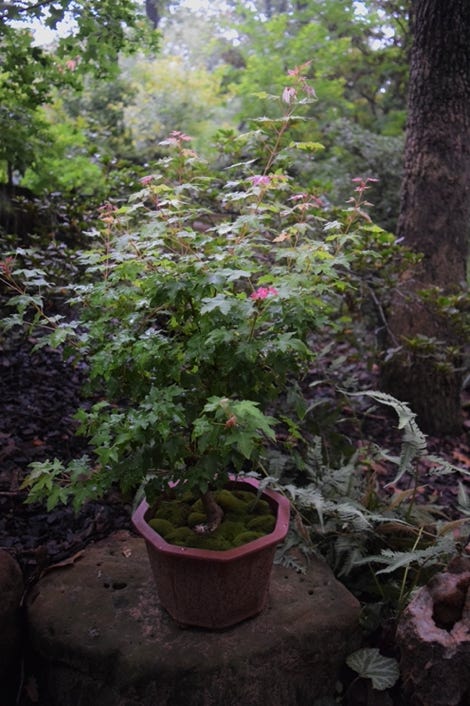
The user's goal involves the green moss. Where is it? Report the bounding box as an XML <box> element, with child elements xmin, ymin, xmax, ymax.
<box><xmin>232</xmin><ymin>531</ymin><xmax>264</xmax><ymax>547</ymax></box>
<box><xmin>230</xmin><ymin>490</ymin><xmax>272</xmax><ymax>515</ymax></box>
<box><xmin>180</xmin><ymin>490</ymin><xmax>197</xmax><ymax>503</ymax></box>
<box><xmin>190</xmin><ymin>534</ymin><xmax>232</xmax><ymax>551</ymax></box>
<box><xmin>165</xmin><ymin>527</ymin><xmax>196</xmax><ymax>546</ymax></box>
<box><xmin>147</xmin><ymin>487</ymin><xmax>277</xmax><ymax>551</ymax></box>
<box><xmin>154</xmin><ymin>500</ymin><xmax>191</xmax><ymax>526</ymax></box>
<box><xmin>216</xmin><ymin>520</ymin><xmax>246</xmax><ymax>541</ymax></box>
<box><xmin>247</xmin><ymin>514</ymin><xmax>276</xmax><ymax>533</ymax></box>
<box><xmin>190</xmin><ymin>498</ymin><xmax>204</xmax><ymax>513</ymax></box>
<box><xmin>252</xmin><ymin>499</ymin><xmax>272</xmax><ymax>515</ymax></box>
<box><xmin>215</xmin><ymin>489</ymin><xmax>250</xmax><ymax>514</ymax></box>
<box><xmin>148</xmin><ymin>518</ymin><xmax>174</xmax><ymax>537</ymax></box>
<box><xmin>232</xmin><ymin>490</ymin><xmax>257</xmax><ymax>503</ymax></box>
<box><xmin>187</xmin><ymin>511</ymin><xmax>207</xmax><ymax>528</ymax></box>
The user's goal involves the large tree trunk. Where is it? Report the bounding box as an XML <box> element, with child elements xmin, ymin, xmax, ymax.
<box><xmin>381</xmin><ymin>0</ymin><xmax>470</xmax><ymax>435</ymax></box>
<box><xmin>145</xmin><ymin>0</ymin><xmax>162</xmax><ymax>28</ymax></box>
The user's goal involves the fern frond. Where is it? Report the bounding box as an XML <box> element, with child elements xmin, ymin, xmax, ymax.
<box><xmin>333</xmin><ymin>501</ymin><xmax>371</xmax><ymax>531</ymax></box>
<box><xmin>356</xmin><ymin>533</ymin><xmax>456</xmax><ymax>575</ymax></box>
<box><xmin>283</xmin><ymin>484</ymin><xmax>327</xmax><ymax>529</ymax></box>
<box><xmin>347</xmin><ymin>390</ymin><xmax>428</xmax><ymax>486</ymax></box>
<box><xmin>332</xmin><ymin>535</ymin><xmax>370</xmax><ymax>577</ymax></box>
<box><xmin>427</xmin><ymin>455</ymin><xmax>470</xmax><ymax>478</ymax></box>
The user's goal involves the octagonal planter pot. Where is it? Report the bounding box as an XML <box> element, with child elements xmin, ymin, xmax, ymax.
<box><xmin>132</xmin><ymin>477</ymin><xmax>290</xmax><ymax>629</ymax></box>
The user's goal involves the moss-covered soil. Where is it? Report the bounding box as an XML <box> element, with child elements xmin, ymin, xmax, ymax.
<box><xmin>147</xmin><ymin>488</ymin><xmax>276</xmax><ymax>550</ymax></box>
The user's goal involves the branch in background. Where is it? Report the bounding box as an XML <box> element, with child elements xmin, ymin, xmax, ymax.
<box><xmin>0</xmin><ymin>0</ymin><xmax>61</xmax><ymax>21</ymax></box>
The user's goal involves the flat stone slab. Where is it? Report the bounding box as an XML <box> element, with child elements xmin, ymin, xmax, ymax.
<box><xmin>27</xmin><ymin>531</ymin><xmax>360</xmax><ymax>706</ymax></box>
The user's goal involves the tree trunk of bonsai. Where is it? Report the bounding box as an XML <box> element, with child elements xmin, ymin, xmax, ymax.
<box><xmin>381</xmin><ymin>0</ymin><xmax>470</xmax><ymax>435</ymax></box>
<box><xmin>196</xmin><ymin>491</ymin><xmax>224</xmax><ymax>534</ymax></box>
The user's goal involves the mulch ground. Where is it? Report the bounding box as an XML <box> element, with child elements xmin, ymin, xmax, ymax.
<box><xmin>1</xmin><ymin>336</ymin><xmax>469</xmax><ymax>586</ymax></box>
<box><xmin>0</xmin><ymin>338</ymin><xmax>133</xmax><ymax>585</ymax></box>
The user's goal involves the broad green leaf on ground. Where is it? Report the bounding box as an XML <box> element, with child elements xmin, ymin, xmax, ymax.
<box><xmin>346</xmin><ymin>648</ymin><xmax>400</xmax><ymax>690</ymax></box>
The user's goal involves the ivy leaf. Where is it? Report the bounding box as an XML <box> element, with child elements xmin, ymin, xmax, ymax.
<box><xmin>346</xmin><ymin>648</ymin><xmax>400</xmax><ymax>690</ymax></box>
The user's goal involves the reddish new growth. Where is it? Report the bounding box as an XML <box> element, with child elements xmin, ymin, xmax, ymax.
<box><xmin>250</xmin><ymin>286</ymin><xmax>279</xmax><ymax>300</ymax></box>
<box><xmin>0</xmin><ymin>256</ymin><xmax>14</xmax><ymax>278</ymax></box>
<box><xmin>167</xmin><ymin>130</ymin><xmax>192</xmax><ymax>145</ymax></box>
<box><xmin>98</xmin><ymin>202</ymin><xmax>118</xmax><ymax>226</ymax></box>
<box><xmin>249</xmin><ymin>175</ymin><xmax>272</xmax><ymax>187</ymax></box>
<box><xmin>351</xmin><ymin>176</ymin><xmax>379</xmax><ymax>195</ymax></box>
<box><xmin>286</xmin><ymin>61</ymin><xmax>316</xmax><ymax>100</ymax></box>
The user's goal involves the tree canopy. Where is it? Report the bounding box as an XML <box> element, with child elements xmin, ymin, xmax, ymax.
<box><xmin>0</xmin><ymin>0</ymin><xmax>158</xmax><ymax>182</ymax></box>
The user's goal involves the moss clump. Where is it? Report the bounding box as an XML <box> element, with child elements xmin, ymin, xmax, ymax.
<box><xmin>215</xmin><ymin>489</ymin><xmax>248</xmax><ymax>514</ymax></box>
<box><xmin>216</xmin><ymin>520</ymin><xmax>246</xmax><ymax>541</ymax></box>
<box><xmin>147</xmin><ymin>487</ymin><xmax>277</xmax><ymax>551</ymax></box>
<box><xmin>247</xmin><ymin>514</ymin><xmax>276</xmax><ymax>533</ymax></box>
<box><xmin>165</xmin><ymin>527</ymin><xmax>197</xmax><ymax>546</ymax></box>
<box><xmin>190</xmin><ymin>535</ymin><xmax>232</xmax><ymax>551</ymax></box>
<box><xmin>190</xmin><ymin>498</ymin><xmax>204</xmax><ymax>514</ymax></box>
<box><xmin>252</xmin><ymin>499</ymin><xmax>272</xmax><ymax>515</ymax></box>
<box><xmin>232</xmin><ymin>531</ymin><xmax>264</xmax><ymax>547</ymax></box>
<box><xmin>231</xmin><ymin>491</ymin><xmax>271</xmax><ymax>515</ymax></box>
<box><xmin>232</xmin><ymin>490</ymin><xmax>257</xmax><ymax>503</ymax></box>
<box><xmin>187</xmin><ymin>511</ymin><xmax>207</xmax><ymax>528</ymax></box>
<box><xmin>154</xmin><ymin>500</ymin><xmax>191</xmax><ymax>526</ymax></box>
<box><xmin>148</xmin><ymin>518</ymin><xmax>174</xmax><ymax>537</ymax></box>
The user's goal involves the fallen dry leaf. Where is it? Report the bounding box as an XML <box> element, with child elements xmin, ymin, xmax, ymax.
<box><xmin>42</xmin><ymin>550</ymin><xmax>85</xmax><ymax>574</ymax></box>
<box><xmin>452</xmin><ymin>450</ymin><xmax>470</xmax><ymax>468</ymax></box>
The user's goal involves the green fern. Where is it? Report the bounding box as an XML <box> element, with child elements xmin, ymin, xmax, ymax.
<box><xmin>356</xmin><ymin>532</ymin><xmax>457</xmax><ymax>575</ymax></box>
<box><xmin>262</xmin><ymin>389</ymin><xmax>469</xmax><ymax>611</ymax></box>
<box><xmin>348</xmin><ymin>390</ymin><xmax>427</xmax><ymax>486</ymax></box>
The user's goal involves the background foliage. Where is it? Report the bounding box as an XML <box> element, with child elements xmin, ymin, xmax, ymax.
<box><xmin>1</xmin><ymin>0</ymin><xmax>408</xmax><ymax>232</ymax></box>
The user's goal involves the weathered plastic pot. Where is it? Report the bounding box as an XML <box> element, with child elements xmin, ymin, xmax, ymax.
<box><xmin>132</xmin><ymin>477</ymin><xmax>290</xmax><ymax>629</ymax></box>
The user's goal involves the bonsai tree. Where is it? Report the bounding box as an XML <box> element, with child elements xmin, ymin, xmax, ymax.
<box><xmin>3</xmin><ymin>65</ymin><xmax>410</xmax><ymax>535</ymax></box>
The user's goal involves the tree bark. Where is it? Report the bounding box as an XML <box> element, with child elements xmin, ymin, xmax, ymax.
<box><xmin>381</xmin><ymin>0</ymin><xmax>470</xmax><ymax>435</ymax></box>
<box><xmin>145</xmin><ymin>0</ymin><xmax>162</xmax><ymax>28</ymax></box>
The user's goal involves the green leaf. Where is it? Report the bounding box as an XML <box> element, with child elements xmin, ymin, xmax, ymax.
<box><xmin>250</xmin><ymin>91</ymin><xmax>279</xmax><ymax>101</ymax></box>
<box><xmin>200</xmin><ymin>294</ymin><xmax>234</xmax><ymax>315</ymax></box>
<box><xmin>288</xmin><ymin>140</ymin><xmax>325</xmax><ymax>152</ymax></box>
<box><xmin>235</xmin><ymin>433</ymin><xmax>255</xmax><ymax>459</ymax></box>
<box><xmin>346</xmin><ymin>648</ymin><xmax>400</xmax><ymax>690</ymax></box>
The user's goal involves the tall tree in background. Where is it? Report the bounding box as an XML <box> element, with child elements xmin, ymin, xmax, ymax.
<box><xmin>382</xmin><ymin>0</ymin><xmax>470</xmax><ymax>434</ymax></box>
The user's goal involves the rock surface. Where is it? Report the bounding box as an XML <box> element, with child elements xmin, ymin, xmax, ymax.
<box><xmin>396</xmin><ymin>559</ymin><xmax>470</xmax><ymax>706</ymax></box>
<box><xmin>0</xmin><ymin>549</ymin><xmax>24</xmax><ymax>703</ymax></box>
<box><xmin>26</xmin><ymin>532</ymin><xmax>360</xmax><ymax>706</ymax></box>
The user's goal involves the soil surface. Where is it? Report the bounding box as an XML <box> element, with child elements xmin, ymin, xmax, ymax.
<box><xmin>1</xmin><ymin>336</ymin><xmax>469</xmax><ymax>585</ymax></box>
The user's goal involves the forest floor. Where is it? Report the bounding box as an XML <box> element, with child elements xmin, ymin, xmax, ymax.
<box><xmin>1</xmin><ymin>334</ymin><xmax>469</xmax><ymax>706</ymax></box>
<box><xmin>0</xmin><ymin>337</ymin><xmax>133</xmax><ymax>585</ymax></box>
